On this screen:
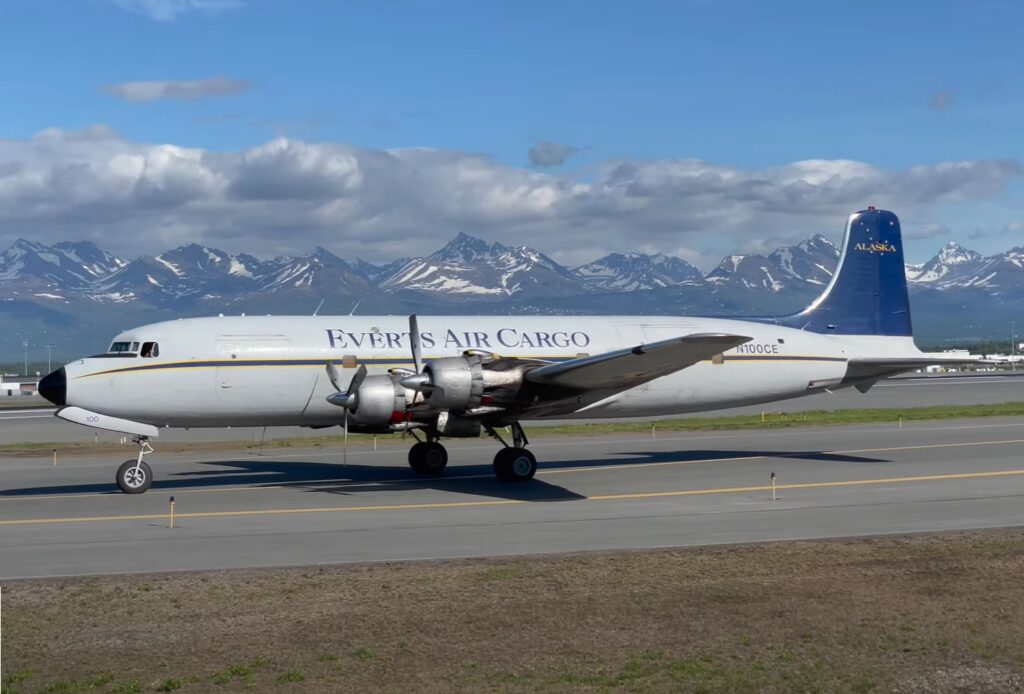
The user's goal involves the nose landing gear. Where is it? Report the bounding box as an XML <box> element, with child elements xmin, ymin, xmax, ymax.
<box><xmin>115</xmin><ymin>436</ymin><xmax>154</xmax><ymax>494</ymax></box>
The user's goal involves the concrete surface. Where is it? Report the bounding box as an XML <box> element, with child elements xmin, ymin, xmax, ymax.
<box><xmin>2</xmin><ymin>416</ymin><xmax>1024</xmax><ymax>578</ymax></box>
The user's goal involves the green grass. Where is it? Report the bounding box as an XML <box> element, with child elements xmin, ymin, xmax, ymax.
<box><xmin>275</xmin><ymin>671</ymin><xmax>305</xmax><ymax>683</ymax></box>
<box><xmin>4</xmin><ymin>401</ymin><xmax>1024</xmax><ymax>455</ymax></box>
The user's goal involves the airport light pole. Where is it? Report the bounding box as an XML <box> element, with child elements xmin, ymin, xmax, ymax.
<box><xmin>46</xmin><ymin>344</ymin><xmax>53</xmax><ymax>374</ymax></box>
<box><xmin>22</xmin><ymin>340</ymin><xmax>28</xmax><ymax>377</ymax></box>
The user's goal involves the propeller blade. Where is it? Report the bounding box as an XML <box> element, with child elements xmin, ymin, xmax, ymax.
<box><xmin>348</xmin><ymin>363</ymin><xmax>368</xmax><ymax>394</ymax></box>
<box><xmin>409</xmin><ymin>314</ymin><xmax>423</xmax><ymax>374</ymax></box>
<box><xmin>343</xmin><ymin>408</ymin><xmax>348</xmax><ymax>467</ymax></box>
<box><xmin>326</xmin><ymin>363</ymin><xmax>367</xmax><ymax>409</ymax></box>
<box><xmin>325</xmin><ymin>361</ymin><xmax>343</xmax><ymax>392</ymax></box>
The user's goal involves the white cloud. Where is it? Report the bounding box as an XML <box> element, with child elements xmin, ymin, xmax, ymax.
<box><xmin>103</xmin><ymin>77</ymin><xmax>251</xmax><ymax>102</ymax></box>
<box><xmin>0</xmin><ymin>126</ymin><xmax>1018</xmax><ymax>264</ymax></box>
<box><xmin>107</xmin><ymin>0</ymin><xmax>243</xmax><ymax>21</ymax></box>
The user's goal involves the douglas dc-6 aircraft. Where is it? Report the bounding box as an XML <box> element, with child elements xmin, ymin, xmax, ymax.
<box><xmin>38</xmin><ymin>208</ymin><xmax>967</xmax><ymax>493</ymax></box>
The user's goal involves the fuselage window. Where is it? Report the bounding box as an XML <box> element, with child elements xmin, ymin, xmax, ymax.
<box><xmin>141</xmin><ymin>342</ymin><xmax>160</xmax><ymax>358</ymax></box>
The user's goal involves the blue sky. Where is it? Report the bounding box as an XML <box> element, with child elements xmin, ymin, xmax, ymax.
<box><xmin>1</xmin><ymin>0</ymin><xmax>1021</xmax><ymax>267</ymax></box>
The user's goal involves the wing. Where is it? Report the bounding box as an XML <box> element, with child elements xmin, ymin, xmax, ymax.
<box><xmin>525</xmin><ymin>332</ymin><xmax>751</xmax><ymax>391</ymax></box>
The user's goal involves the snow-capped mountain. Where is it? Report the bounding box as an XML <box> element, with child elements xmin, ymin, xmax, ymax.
<box><xmin>767</xmin><ymin>235</ymin><xmax>840</xmax><ymax>287</ymax></box>
<box><xmin>574</xmin><ymin>252</ymin><xmax>704</xmax><ymax>291</ymax></box>
<box><xmin>0</xmin><ymin>239</ymin><xmax>126</xmax><ymax>299</ymax></box>
<box><xmin>381</xmin><ymin>232</ymin><xmax>582</xmax><ymax>299</ymax></box>
<box><xmin>258</xmin><ymin>247</ymin><xmax>373</xmax><ymax>295</ymax></box>
<box><xmin>5</xmin><ymin>232</ymin><xmax>1024</xmax><ymax>356</ymax></box>
<box><xmin>906</xmin><ymin>242</ymin><xmax>986</xmax><ymax>287</ymax></box>
<box><xmin>706</xmin><ymin>235</ymin><xmax>840</xmax><ymax>295</ymax></box>
<box><xmin>52</xmin><ymin>241</ymin><xmax>127</xmax><ymax>279</ymax></box>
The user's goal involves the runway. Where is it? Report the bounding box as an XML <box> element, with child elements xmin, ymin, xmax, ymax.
<box><xmin>2</xmin><ymin>372</ymin><xmax>1024</xmax><ymax>446</ymax></box>
<box><xmin>2</xmin><ymin>416</ymin><xmax>1024</xmax><ymax>579</ymax></box>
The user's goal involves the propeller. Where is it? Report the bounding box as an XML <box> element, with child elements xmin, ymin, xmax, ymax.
<box><xmin>399</xmin><ymin>314</ymin><xmax>438</xmax><ymax>396</ymax></box>
<box><xmin>325</xmin><ymin>362</ymin><xmax>367</xmax><ymax>466</ymax></box>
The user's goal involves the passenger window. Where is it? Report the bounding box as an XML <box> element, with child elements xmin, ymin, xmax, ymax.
<box><xmin>141</xmin><ymin>342</ymin><xmax>160</xmax><ymax>358</ymax></box>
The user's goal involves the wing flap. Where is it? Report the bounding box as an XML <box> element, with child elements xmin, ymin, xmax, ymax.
<box><xmin>524</xmin><ymin>332</ymin><xmax>751</xmax><ymax>391</ymax></box>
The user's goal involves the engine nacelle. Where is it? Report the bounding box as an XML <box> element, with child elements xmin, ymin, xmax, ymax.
<box><xmin>351</xmin><ymin>374</ymin><xmax>406</xmax><ymax>426</ymax></box>
<box><xmin>436</xmin><ymin>410</ymin><xmax>482</xmax><ymax>438</ymax></box>
<box><xmin>422</xmin><ymin>357</ymin><xmax>484</xmax><ymax>410</ymax></box>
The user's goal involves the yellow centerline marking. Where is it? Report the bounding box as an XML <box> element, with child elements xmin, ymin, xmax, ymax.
<box><xmin>2</xmin><ymin>468</ymin><xmax>1023</xmax><ymax>526</ymax></box>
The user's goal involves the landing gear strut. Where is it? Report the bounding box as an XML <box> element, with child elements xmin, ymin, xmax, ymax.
<box><xmin>486</xmin><ymin>421</ymin><xmax>537</xmax><ymax>482</ymax></box>
<box><xmin>116</xmin><ymin>436</ymin><xmax>153</xmax><ymax>494</ymax></box>
<box><xmin>408</xmin><ymin>438</ymin><xmax>448</xmax><ymax>476</ymax></box>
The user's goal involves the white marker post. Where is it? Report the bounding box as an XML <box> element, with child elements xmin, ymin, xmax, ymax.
<box><xmin>771</xmin><ymin>472</ymin><xmax>777</xmax><ymax>501</ymax></box>
<box><xmin>169</xmin><ymin>496</ymin><xmax>175</xmax><ymax>529</ymax></box>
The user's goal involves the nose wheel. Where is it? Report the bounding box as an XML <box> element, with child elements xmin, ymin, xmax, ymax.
<box><xmin>115</xmin><ymin>436</ymin><xmax>154</xmax><ymax>494</ymax></box>
<box><xmin>116</xmin><ymin>459</ymin><xmax>153</xmax><ymax>494</ymax></box>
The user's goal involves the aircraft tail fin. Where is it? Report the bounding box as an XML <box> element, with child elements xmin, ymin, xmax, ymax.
<box><xmin>778</xmin><ymin>208</ymin><xmax>912</xmax><ymax>336</ymax></box>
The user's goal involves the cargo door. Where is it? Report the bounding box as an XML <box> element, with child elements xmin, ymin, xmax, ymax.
<box><xmin>213</xmin><ymin>335</ymin><xmax>314</xmax><ymax>419</ymax></box>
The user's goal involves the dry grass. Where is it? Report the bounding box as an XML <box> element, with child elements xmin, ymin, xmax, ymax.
<box><xmin>4</xmin><ymin>531</ymin><xmax>1024</xmax><ymax>693</ymax></box>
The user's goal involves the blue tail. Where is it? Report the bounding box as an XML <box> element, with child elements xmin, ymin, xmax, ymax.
<box><xmin>777</xmin><ymin>208</ymin><xmax>912</xmax><ymax>336</ymax></box>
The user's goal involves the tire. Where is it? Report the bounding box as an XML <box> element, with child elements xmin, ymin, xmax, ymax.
<box><xmin>493</xmin><ymin>447</ymin><xmax>537</xmax><ymax>482</ymax></box>
<box><xmin>408</xmin><ymin>441</ymin><xmax>448</xmax><ymax>475</ymax></box>
<box><xmin>116</xmin><ymin>459</ymin><xmax>153</xmax><ymax>494</ymax></box>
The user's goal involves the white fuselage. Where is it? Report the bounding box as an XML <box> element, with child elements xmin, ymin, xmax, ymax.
<box><xmin>60</xmin><ymin>314</ymin><xmax>920</xmax><ymax>429</ymax></box>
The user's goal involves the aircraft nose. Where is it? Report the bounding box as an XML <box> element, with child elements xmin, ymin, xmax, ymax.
<box><xmin>38</xmin><ymin>367</ymin><xmax>67</xmax><ymax>407</ymax></box>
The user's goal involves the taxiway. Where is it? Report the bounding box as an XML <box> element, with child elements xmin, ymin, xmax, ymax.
<box><xmin>2</xmin><ymin>416</ymin><xmax>1024</xmax><ymax>578</ymax></box>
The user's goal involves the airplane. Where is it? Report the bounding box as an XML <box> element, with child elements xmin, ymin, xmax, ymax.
<box><xmin>37</xmin><ymin>208</ymin><xmax>969</xmax><ymax>494</ymax></box>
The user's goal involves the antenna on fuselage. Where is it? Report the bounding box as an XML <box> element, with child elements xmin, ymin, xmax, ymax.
<box><xmin>312</xmin><ymin>298</ymin><xmax>326</xmax><ymax>316</ymax></box>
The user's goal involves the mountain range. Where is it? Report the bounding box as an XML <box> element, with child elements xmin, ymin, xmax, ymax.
<box><xmin>2</xmin><ymin>232</ymin><xmax>1022</xmax><ymax>361</ymax></box>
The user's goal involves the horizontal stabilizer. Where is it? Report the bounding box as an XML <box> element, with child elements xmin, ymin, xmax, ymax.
<box><xmin>845</xmin><ymin>355</ymin><xmax>985</xmax><ymax>381</ymax></box>
<box><xmin>849</xmin><ymin>356</ymin><xmax>983</xmax><ymax>370</ymax></box>
<box><xmin>525</xmin><ymin>333</ymin><xmax>751</xmax><ymax>391</ymax></box>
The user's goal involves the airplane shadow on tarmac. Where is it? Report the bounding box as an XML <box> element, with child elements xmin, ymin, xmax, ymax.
<box><xmin>0</xmin><ymin>448</ymin><xmax>889</xmax><ymax>500</ymax></box>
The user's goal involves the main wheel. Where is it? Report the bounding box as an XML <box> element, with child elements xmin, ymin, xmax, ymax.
<box><xmin>408</xmin><ymin>441</ymin><xmax>448</xmax><ymax>475</ymax></box>
<box><xmin>116</xmin><ymin>459</ymin><xmax>153</xmax><ymax>494</ymax></box>
<box><xmin>493</xmin><ymin>447</ymin><xmax>537</xmax><ymax>482</ymax></box>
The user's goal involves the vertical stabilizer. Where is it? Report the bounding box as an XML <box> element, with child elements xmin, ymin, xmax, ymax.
<box><xmin>779</xmin><ymin>208</ymin><xmax>912</xmax><ymax>336</ymax></box>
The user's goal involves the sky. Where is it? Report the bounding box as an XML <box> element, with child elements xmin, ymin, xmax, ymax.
<box><xmin>1</xmin><ymin>0</ymin><xmax>1022</xmax><ymax>269</ymax></box>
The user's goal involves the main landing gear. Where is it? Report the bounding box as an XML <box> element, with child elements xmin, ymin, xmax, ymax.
<box><xmin>408</xmin><ymin>439</ymin><xmax>449</xmax><ymax>476</ymax></box>
<box><xmin>486</xmin><ymin>421</ymin><xmax>537</xmax><ymax>482</ymax></box>
<box><xmin>116</xmin><ymin>436</ymin><xmax>154</xmax><ymax>494</ymax></box>
<box><xmin>404</xmin><ymin>421</ymin><xmax>537</xmax><ymax>482</ymax></box>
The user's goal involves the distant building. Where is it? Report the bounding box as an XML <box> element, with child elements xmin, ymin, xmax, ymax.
<box><xmin>0</xmin><ymin>376</ymin><xmax>38</xmax><ymax>397</ymax></box>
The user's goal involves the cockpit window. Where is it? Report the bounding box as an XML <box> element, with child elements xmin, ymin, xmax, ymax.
<box><xmin>141</xmin><ymin>342</ymin><xmax>160</xmax><ymax>358</ymax></box>
<box><xmin>109</xmin><ymin>341</ymin><xmax>135</xmax><ymax>354</ymax></box>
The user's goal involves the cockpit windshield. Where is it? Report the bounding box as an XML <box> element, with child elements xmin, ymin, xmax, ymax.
<box><xmin>109</xmin><ymin>341</ymin><xmax>138</xmax><ymax>354</ymax></box>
